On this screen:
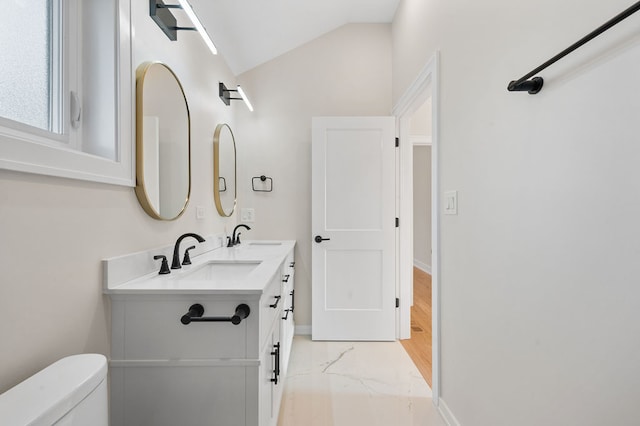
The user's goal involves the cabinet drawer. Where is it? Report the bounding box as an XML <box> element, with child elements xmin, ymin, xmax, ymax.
<box><xmin>282</xmin><ymin>256</ymin><xmax>294</xmax><ymax>296</ymax></box>
<box><xmin>260</xmin><ymin>323</ymin><xmax>282</xmax><ymax>426</ymax></box>
<box><xmin>259</xmin><ymin>272</ymin><xmax>283</xmax><ymax>349</ymax></box>
<box><xmin>282</xmin><ymin>254</ymin><xmax>295</xmax><ymax>323</ymax></box>
<box><xmin>283</xmin><ymin>254</ymin><xmax>295</xmax><ymax>284</ymax></box>
<box><xmin>114</xmin><ymin>298</ymin><xmax>258</xmax><ymax>360</ymax></box>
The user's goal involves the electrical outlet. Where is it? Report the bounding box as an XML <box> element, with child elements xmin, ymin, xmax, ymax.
<box><xmin>241</xmin><ymin>208</ymin><xmax>255</xmax><ymax>223</ymax></box>
<box><xmin>196</xmin><ymin>206</ymin><xmax>206</xmax><ymax>219</ymax></box>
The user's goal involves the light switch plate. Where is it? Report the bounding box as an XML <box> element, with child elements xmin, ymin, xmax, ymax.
<box><xmin>241</xmin><ymin>208</ymin><xmax>255</xmax><ymax>223</ymax></box>
<box><xmin>444</xmin><ymin>191</ymin><xmax>458</xmax><ymax>215</ymax></box>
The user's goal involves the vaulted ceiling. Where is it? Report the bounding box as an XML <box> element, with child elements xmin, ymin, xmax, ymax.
<box><xmin>189</xmin><ymin>0</ymin><xmax>400</xmax><ymax>75</ymax></box>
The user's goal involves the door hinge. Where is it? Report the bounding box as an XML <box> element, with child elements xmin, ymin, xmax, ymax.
<box><xmin>396</xmin><ymin>298</ymin><xmax>400</xmax><ymax>308</ymax></box>
<box><xmin>395</xmin><ymin>217</ymin><xmax>399</xmax><ymax>227</ymax></box>
<box><xmin>395</xmin><ymin>137</ymin><xmax>399</xmax><ymax>147</ymax></box>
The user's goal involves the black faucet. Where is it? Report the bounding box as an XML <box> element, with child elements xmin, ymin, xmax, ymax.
<box><xmin>172</xmin><ymin>233</ymin><xmax>205</xmax><ymax>269</ymax></box>
<box><xmin>228</xmin><ymin>224</ymin><xmax>251</xmax><ymax>247</ymax></box>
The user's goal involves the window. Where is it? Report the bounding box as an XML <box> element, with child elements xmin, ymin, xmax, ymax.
<box><xmin>0</xmin><ymin>0</ymin><xmax>134</xmax><ymax>186</ymax></box>
<box><xmin>0</xmin><ymin>0</ymin><xmax>75</xmax><ymax>145</ymax></box>
<box><xmin>0</xmin><ymin>1</ymin><xmax>57</xmax><ymax>132</ymax></box>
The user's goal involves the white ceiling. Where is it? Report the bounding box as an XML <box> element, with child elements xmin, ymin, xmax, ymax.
<box><xmin>189</xmin><ymin>0</ymin><xmax>400</xmax><ymax>75</ymax></box>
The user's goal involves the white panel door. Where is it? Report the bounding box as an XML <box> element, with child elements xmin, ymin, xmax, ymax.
<box><xmin>312</xmin><ymin>116</ymin><xmax>396</xmax><ymax>341</ymax></box>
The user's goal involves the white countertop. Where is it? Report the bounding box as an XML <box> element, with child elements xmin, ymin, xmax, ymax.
<box><xmin>105</xmin><ymin>240</ymin><xmax>295</xmax><ymax>296</ymax></box>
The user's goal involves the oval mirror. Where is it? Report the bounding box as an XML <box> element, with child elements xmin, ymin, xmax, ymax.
<box><xmin>134</xmin><ymin>62</ymin><xmax>191</xmax><ymax>220</ymax></box>
<box><xmin>213</xmin><ymin>123</ymin><xmax>237</xmax><ymax>217</ymax></box>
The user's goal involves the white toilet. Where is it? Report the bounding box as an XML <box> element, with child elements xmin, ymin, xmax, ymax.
<box><xmin>0</xmin><ymin>354</ymin><xmax>108</xmax><ymax>426</ymax></box>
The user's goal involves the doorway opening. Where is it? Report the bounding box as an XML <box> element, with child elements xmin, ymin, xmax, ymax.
<box><xmin>399</xmin><ymin>98</ymin><xmax>433</xmax><ymax>386</ymax></box>
<box><xmin>400</xmin><ymin>99</ymin><xmax>433</xmax><ymax>384</ymax></box>
<box><xmin>393</xmin><ymin>52</ymin><xmax>440</xmax><ymax>403</ymax></box>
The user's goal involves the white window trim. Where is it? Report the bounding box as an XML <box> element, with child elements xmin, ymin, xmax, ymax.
<box><xmin>0</xmin><ymin>0</ymin><xmax>134</xmax><ymax>187</ymax></box>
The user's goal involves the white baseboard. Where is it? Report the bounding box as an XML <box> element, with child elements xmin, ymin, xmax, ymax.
<box><xmin>438</xmin><ymin>398</ymin><xmax>461</xmax><ymax>426</ymax></box>
<box><xmin>413</xmin><ymin>259</ymin><xmax>432</xmax><ymax>275</ymax></box>
<box><xmin>295</xmin><ymin>325</ymin><xmax>311</xmax><ymax>336</ymax></box>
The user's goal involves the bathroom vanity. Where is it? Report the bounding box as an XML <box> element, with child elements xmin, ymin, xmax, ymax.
<box><xmin>105</xmin><ymin>240</ymin><xmax>295</xmax><ymax>426</ymax></box>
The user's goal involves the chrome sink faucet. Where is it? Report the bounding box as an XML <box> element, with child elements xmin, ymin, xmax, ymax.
<box><xmin>228</xmin><ymin>224</ymin><xmax>251</xmax><ymax>247</ymax></box>
<box><xmin>172</xmin><ymin>233</ymin><xmax>205</xmax><ymax>269</ymax></box>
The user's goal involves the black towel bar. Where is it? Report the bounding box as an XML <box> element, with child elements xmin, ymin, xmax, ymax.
<box><xmin>508</xmin><ymin>0</ymin><xmax>640</xmax><ymax>94</ymax></box>
<box><xmin>180</xmin><ymin>303</ymin><xmax>250</xmax><ymax>325</ymax></box>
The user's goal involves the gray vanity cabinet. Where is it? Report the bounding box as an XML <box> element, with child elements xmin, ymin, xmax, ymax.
<box><xmin>108</xmin><ymin>242</ymin><xmax>295</xmax><ymax>426</ymax></box>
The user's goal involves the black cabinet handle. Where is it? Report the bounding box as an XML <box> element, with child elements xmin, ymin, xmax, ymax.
<box><xmin>282</xmin><ymin>308</ymin><xmax>291</xmax><ymax>320</ymax></box>
<box><xmin>290</xmin><ymin>290</ymin><xmax>295</xmax><ymax>313</ymax></box>
<box><xmin>290</xmin><ymin>261</ymin><xmax>295</xmax><ymax>268</ymax></box>
<box><xmin>282</xmin><ymin>274</ymin><xmax>290</xmax><ymax>283</ymax></box>
<box><xmin>270</xmin><ymin>342</ymin><xmax>280</xmax><ymax>384</ymax></box>
<box><xmin>180</xmin><ymin>303</ymin><xmax>250</xmax><ymax>325</ymax></box>
<box><xmin>315</xmin><ymin>235</ymin><xmax>330</xmax><ymax>243</ymax></box>
<box><xmin>269</xmin><ymin>295</ymin><xmax>282</xmax><ymax>309</ymax></box>
<box><xmin>275</xmin><ymin>342</ymin><xmax>280</xmax><ymax>378</ymax></box>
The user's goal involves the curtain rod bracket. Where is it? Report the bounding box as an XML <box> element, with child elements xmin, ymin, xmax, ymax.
<box><xmin>507</xmin><ymin>77</ymin><xmax>544</xmax><ymax>95</ymax></box>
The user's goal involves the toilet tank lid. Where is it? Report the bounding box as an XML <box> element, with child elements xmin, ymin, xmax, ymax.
<box><xmin>0</xmin><ymin>354</ymin><xmax>107</xmax><ymax>426</ymax></box>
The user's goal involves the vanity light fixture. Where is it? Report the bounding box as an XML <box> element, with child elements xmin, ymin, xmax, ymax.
<box><xmin>219</xmin><ymin>82</ymin><xmax>254</xmax><ymax>112</ymax></box>
<box><xmin>150</xmin><ymin>0</ymin><xmax>217</xmax><ymax>55</ymax></box>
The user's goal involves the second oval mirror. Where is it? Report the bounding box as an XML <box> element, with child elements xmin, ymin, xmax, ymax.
<box><xmin>213</xmin><ymin>123</ymin><xmax>237</xmax><ymax>217</ymax></box>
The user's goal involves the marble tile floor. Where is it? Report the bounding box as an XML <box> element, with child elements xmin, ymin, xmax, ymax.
<box><xmin>278</xmin><ymin>336</ymin><xmax>446</xmax><ymax>426</ymax></box>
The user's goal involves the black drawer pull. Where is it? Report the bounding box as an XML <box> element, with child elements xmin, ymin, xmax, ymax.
<box><xmin>269</xmin><ymin>295</ymin><xmax>282</xmax><ymax>309</ymax></box>
<box><xmin>282</xmin><ymin>308</ymin><xmax>291</xmax><ymax>320</ymax></box>
<box><xmin>290</xmin><ymin>290</ymin><xmax>295</xmax><ymax>312</ymax></box>
<box><xmin>180</xmin><ymin>303</ymin><xmax>250</xmax><ymax>325</ymax></box>
<box><xmin>282</xmin><ymin>274</ymin><xmax>290</xmax><ymax>283</ymax></box>
<box><xmin>270</xmin><ymin>342</ymin><xmax>280</xmax><ymax>384</ymax></box>
<box><xmin>289</xmin><ymin>261</ymin><xmax>295</xmax><ymax>268</ymax></box>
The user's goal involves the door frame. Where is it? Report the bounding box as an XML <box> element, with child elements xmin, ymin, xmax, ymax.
<box><xmin>392</xmin><ymin>52</ymin><xmax>441</xmax><ymax>404</ymax></box>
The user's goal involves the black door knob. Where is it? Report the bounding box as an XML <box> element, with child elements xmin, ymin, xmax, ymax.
<box><xmin>315</xmin><ymin>235</ymin><xmax>330</xmax><ymax>243</ymax></box>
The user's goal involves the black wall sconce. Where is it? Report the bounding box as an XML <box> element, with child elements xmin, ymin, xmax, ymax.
<box><xmin>150</xmin><ymin>0</ymin><xmax>217</xmax><ymax>55</ymax></box>
<box><xmin>219</xmin><ymin>82</ymin><xmax>254</xmax><ymax>111</ymax></box>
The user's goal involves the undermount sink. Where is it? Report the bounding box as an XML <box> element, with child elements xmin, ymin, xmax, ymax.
<box><xmin>181</xmin><ymin>261</ymin><xmax>261</xmax><ymax>281</ymax></box>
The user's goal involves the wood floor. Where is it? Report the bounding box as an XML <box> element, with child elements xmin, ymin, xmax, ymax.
<box><xmin>400</xmin><ymin>267</ymin><xmax>433</xmax><ymax>387</ymax></box>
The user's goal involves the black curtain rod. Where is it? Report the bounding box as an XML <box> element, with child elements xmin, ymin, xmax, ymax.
<box><xmin>508</xmin><ymin>0</ymin><xmax>640</xmax><ymax>94</ymax></box>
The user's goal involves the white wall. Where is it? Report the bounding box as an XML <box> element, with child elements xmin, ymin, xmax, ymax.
<box><xmin>410</xmin><ymin>98</ymin><xmax>432</xmax><ymax>137</ymax></box>
<box><xmin>0</xmin><ymin>3</ymin><xmax>239</xmax><ymax>392</ymax></box>
<box><xmin>394</xmin><ymin>0</ymin><xmax>640</xmax><ymax>424</ymax></box>
<box><xmin>236</xmin><ymin>24</ymin><xmax>392</xmax><ymax>328</ymax></box>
